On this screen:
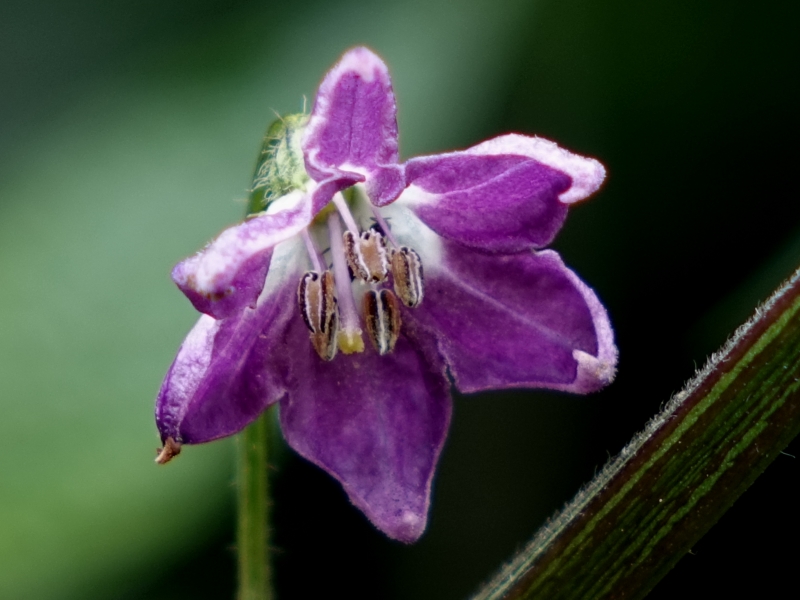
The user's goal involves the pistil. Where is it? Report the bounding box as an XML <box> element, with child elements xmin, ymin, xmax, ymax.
<box><xmin>327</xmin><ymin>212</ymin><xmax>365</xmax><ymax>354</ymax></box>
<box><xmin>331</xmin><ymin>191</ymin><xmax>361</xmax><ymax>236</ymax></box>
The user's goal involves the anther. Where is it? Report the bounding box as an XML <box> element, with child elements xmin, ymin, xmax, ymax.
<box><xmin>364</xmin><ymin>289</ymin><xmax>402</xmax><ymax>355</ymax></box>
<box><xmin>343</xmin><ymin>230</ymin><xmax>389</xmax><ymax>283</ymax></box>
<box><xmin>391</xmin><ymin>247</ymin><xmax>424</xmax><ymax>308</ymax></box>
<box><xmin>297</xmin><ymin>270</ymin><xmax>339</xmax><ymax>361</ymax></box>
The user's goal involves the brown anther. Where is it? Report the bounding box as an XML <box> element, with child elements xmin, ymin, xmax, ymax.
<box><xmin>155</xmin><ymin>437</ymin><xmax>181</xmax><ymax>464</ymax></box>
<box><xmin>364</xmin><ymin>289</ymin><xmax>402</xmax><ymax>355</ymax></box>
<box><xmin>343</xmin><ymin>230</ymin><xmax>389</xmax><ymax>283</ymax></box>
<box><xmin>391</xmin><ymin>247</ymin><xmax>424</xmax><ymax>307</ymax></box>
<box><xmin>297</xmin><ymin>270</ymin><xmax>339</xmax><ymax>361</ymax></box>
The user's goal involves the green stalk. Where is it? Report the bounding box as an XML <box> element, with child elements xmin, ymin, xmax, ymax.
<box><xmin>233</xmin><ymin>113</ymin><xmax>307</xmax><ymax>600</ymax></box>
<box><xmin>237</xmin><ymin>409</ymin><xmax>274</xmax><ymax>600</ymax></box>
<box><xmin>472</xmin><ymin>265</ymin><xmax>800</xmax><ymax>600</ymax></box>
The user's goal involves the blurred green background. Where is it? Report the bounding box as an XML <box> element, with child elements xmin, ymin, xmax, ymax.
<box><xmin>1</xmin><ymin>0</ymin><xmax>798</xmax><ymax>598</ymax></box>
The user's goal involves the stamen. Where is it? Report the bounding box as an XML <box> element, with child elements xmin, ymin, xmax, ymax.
<box><xmin>391</xmin><ymin>247</ymin><xmax>424</xmax><ymax>307</ymax></box>
<box><xmin>327</xmin><ymin>212</ymin><xmax>365</xmax><ymax>354</ymax></box>
<box><xmin>297</xmin><ymin>270</ymin><xmax>339</xmax><ymax>361</ymax></box>
<box><xmin>331</xmin><ymin>192</ymin><xmax>361</xmax><ymax>235</ymax></box>
<box><xmin>343</xmin><ymin>230</ymin><xmax>390</xmax><ymax>283</ymax></box>
<box><xmin>301</xmin><ymin>228</ymin><xmax>324</xmax><ymax>272</ymax></box>
<box><xmin>370</xmin><ymin>205</ymin><xmax>400</xmax><ymax>248</ymax></box>
<box><xmin>364</xmin><ymin>289</ymin><xmax>402</xmax><ymax>355</ymax></box>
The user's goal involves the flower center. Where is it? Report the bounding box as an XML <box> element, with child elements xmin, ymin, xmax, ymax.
<box><xmin>295</xmin><ymin>189</ymin><xmax>425</xmax><ymax>361</ymax></box>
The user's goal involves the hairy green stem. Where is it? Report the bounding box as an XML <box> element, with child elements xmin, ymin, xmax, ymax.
<box><xmin>237</xmin><ymin>409</ymin><xmax>274</xmax><ymax>600</ymax></box>
<box><xmin>473</xmin><ymin>265</ymin><xmax>800</xmax><ymax>600</ymax></box>
<box><xmin>234</xmin><ymin>115</ymin><xmax>297</xmax><ymax>600</ymax></box>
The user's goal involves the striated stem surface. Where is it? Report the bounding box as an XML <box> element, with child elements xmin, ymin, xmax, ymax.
<box><xmin>237</xmin><ymin>410</ymin><xmax>274</xmax><ymax>600</ymax></box>
<box><xmin>473</xmin><ymin>266</ymin><xmax>800</xmax><ymax>600</ymax></box>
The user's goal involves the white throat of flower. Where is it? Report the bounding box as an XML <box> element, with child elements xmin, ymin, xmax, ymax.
<box><xmin>247</xmin><ymin>114</ymin><xmax>431</xmax><ymax>362</ymax></box>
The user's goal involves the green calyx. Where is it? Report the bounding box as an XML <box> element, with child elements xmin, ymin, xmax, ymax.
<box><xmin>247</xmin><ymin>113</ymin><xmax>310</xmax><ymax>215</ymax></box>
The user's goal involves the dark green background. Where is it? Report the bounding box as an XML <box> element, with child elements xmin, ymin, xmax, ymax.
<box><xmin>1</xmin><ymin>0</ymin><xmax>798</xmax><ymax>598</ymax></box>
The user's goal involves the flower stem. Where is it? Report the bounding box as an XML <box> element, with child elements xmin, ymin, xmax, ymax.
<box><xmin>472</xmin><ymin>264</ymin><xmax>800</xmax><ymax>600</ymax></box>
<box><xmin>236</xmin><ymin>409</ymin><xmax>275</xmax><ymax>600</ymax></box>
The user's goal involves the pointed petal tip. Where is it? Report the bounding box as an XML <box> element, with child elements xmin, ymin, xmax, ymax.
<box><xmin>570</xmin><ymin>349</ymin><xmax>618</xmax><ymax>394</ymax></box>
<box><xmin>551</xmin><ymin>250</ymin><xmax>618</xmax><ymax>393</ymax></box>
<box><xmin>380</xmin><ymin>509</ymin><xmax>428</xmax><ymax>544</ymax></box>
<box><xmin>280</xmin><ymin>327</ymin><xmax>449</xmax><ymax>544</ymax></box>
<box><xmin>155</xmin><ymin>437</ymin><xmax>182</xmax><ymax>465</ymax></box>
<box><xmin>345</xmin><ymin>485</ymin><xmax>429</xmax><ymax>543</ymax></box>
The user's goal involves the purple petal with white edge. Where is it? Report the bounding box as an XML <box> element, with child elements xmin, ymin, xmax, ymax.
<box><xmin>156</xmin><ymin>240</ymin><xmax>305</xmax><ymax>444</ymax></box>
<box><xmin>280</xmin><ymin>317</ymin><xmax>451</xmax><ymax>543</ymax></box>
<box><xmin>402</xmin><ymin>153</ymin><xmax>568</xmax><ymax>252</ymax></box>
<box><xmin>172</xmin><ymin>189</ymin><xmax>312</xmax><ymax>319</ymax></box>
<box><xmin>406</xmin><ymin>239</ymin><xmax>617</xmax><ymax>394</ymax></box>
<box><xmin>466</xmin><ymin>134</ymin><xmax>606</xmax><ymax>205</ymax></box>
<box><xmin>401</xmin><ymin>134</ymin><xmax>605</xmax><ymax>253</ymax></box>
<box><xmin>303</xmin><ymin>47</ymin><xmax>405</xmax><ymax>207</ymax></box>
<box><xmin>307</xmin><ymin>171</ymin><xmax>364</xmax><ymax>216</ymax></box>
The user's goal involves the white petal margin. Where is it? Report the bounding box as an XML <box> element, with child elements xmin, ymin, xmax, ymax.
<box><xmin>174</xmin><ymin>189</ymin><xmax>312</xmax><ymax>297</ymax></box>
<box><xmin>157</xmin><ymin>314</ymin><xmax>219</xmax><ymax>435</ymax></box>
<box><xmin>466</xmin><ymin>133</ymin><xmax>606</xmax><ymax>204</ymax></box>
<box><xmin>537</xmin><ymin>249</ymin><xmax>617</xmax><ymax>393</ymax></box>
<box><xmin>303</xmin><ymin>47</ymin><xmax>390</xmax><ymax>169</ymax></box>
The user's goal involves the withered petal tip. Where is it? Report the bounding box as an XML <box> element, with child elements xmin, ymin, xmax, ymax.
<box><xmin>155</xmin><ymin>437</ymin><xmax>181</xmax><ymax>465</ymax></box>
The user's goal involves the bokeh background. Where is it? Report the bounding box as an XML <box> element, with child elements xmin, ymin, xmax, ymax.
<box><xmin>1</xmin><ymin>0</ymin><xmax>798</xmax><ymax>598</ymax></box>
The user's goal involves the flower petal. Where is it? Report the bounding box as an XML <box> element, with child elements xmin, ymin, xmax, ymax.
<box><xmin>303</xmin><ymin>47</ymin><xmax>405</xmax><ymax>208</ymax></box>
<box><xmin>467</xmin><ymin>134</ymin><xmax>606</xmax><ymax>205</ymax></box>
<box><xmin>172</xmin><ymin>190</ymin><xmax>312</xmax><ymax>319</ymax></box>
<box><xmin>407</xmin><ymin>239</ymin><xmax>617</xmax><ymax>394</ymax></box>
<box><xmin>400</xmin><ymin>134</ymin><xmax>605</xmax><ymax>252</ymax></box>
<box><xmin>279</xmin><ymin>317</ymin><xmax>451</xmax><ymax>543</ymax></box>
<box><xmin>156</xmin><ymin>239</ymin><xmax>305</xmax><ymax>444</ymax></box>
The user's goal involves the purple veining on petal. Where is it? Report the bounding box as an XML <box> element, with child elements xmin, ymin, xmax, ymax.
<box><xmin>466</xmin><ymin>134</ymin><xmax>606</xmax><ymax>204</ymax></box>
<box><xmin>172</xmin><ymin>190</ymin><xmax>312</xmax><ymax>319</ymax></box>
<box><xmin>303</xmin><ymin>47</ymin><xmax>405</xmax><ymax>207</ymax></box>
<box><xmin>402</xmin><ymin>151</ymin><xmax>571</xmax><ymax>252</ymax></box>
<box><xmin>156</xmin><ymin>254</ymin><xmax>302</xmax><ymax>444</ymax></box>
<box><xmin>280</xmin><ymin>315</ymin><xmax>451</xmax><ymax>543</ymax></box>
<box><xmin>405</xmin><ymin>239</ymin><xmax>616</xmax><ymax>394</ymax></box>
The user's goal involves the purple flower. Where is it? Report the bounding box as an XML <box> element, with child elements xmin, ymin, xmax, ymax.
<box><xmin>155</xmin><ymin>47</ymin><xmax>617</xmax><ymax>543</ymax></box>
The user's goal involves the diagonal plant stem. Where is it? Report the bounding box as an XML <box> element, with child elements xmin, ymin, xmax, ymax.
<box><xmin>472</xmin><ymin>265</ymin><xmax>800</xmax><ymax>600</ymax></box>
